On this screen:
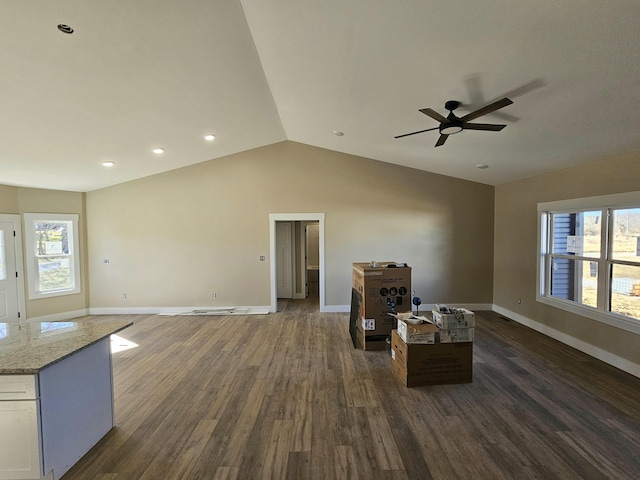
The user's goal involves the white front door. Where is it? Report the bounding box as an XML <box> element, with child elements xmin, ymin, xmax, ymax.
<box><xmin>276</xmin><ymin>221</ymin><xmax>293</xmax><ymax>298</ymax></box>
<box><xmin>0</xmin><ymin>221</ymin><xmax>21</xmax><ymax>322</ymax></box>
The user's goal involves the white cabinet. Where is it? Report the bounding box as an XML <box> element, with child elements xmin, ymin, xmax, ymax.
<box><xmin>0</xmin><ymin>377</ymin><xmax>42</xmax><ymax>480</ymax></box>
<box><xmin>0</xmin><ymin>338</ymin><xmax>114</xmax><ymax>480</ymax></box>
<box><xmin>0</xmin><ymin>376</ymin><xmax>37</xmax><ymax>401</ymax></box>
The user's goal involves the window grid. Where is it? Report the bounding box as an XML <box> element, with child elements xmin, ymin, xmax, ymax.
<box><xmin>24</xmin><ymin>213</ymin><xmax>81</xmax><ymax>300</ymax></box>
<box><xmin>540</xmin><ymin>205</ymin><xmax>640</xmax><ymax>325</ymax></box>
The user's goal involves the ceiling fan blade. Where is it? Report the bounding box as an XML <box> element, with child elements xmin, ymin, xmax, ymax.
<box><xmin>460</xmin><ymin>97</ymin><xmax>513</xmax><ymax>122</ymax></box>
<box><xmin>482</xmin><ymin>111</ymin><xmax>520</xmax><ymax>123</ymax></box>
<box><xmin>394</xmin><ymin>126</ymin><xmax>440</xmax><ymax>138</ymax></box>
<box><xmin>463</xmin><ymin>123</ymin><xmax>507</xmax><ymax>131</ymax></box>
<box><xmin>500</xmin><ymin>78</ymin><xmax>545</xmax><ymax>101</ymax></box>
<box><xmin>464</xmin><ymin>74</ymin><xmax>485</xmax><ymax>106</ymax></box>
<box><xmin>419</xmin><ymin>108</ymin><xmax>449</xmax><ymax>124</ymax></box>
<box><xmin>435</xmin><ymin>134</ymin><xmax>448</xmax><ymax>147</ymax></box>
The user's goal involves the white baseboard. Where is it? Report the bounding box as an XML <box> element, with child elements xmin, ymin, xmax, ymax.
<box><xmin>493</xmin><ymin>304</ymin><xmax>640</xmax><ymax>379</ymax></box>
<box><xmin>89</xmin><ymin>306</ymin><xmax>271</xmax><ymax>316</ymax></box>
<box><xmin>421</xmin><ymin>303</ymin><xmax>493</xmax><ymax>313</ymax></box>
<box><xmin>322</xmin><ymin>303</ymin><xmax>494</xmax><ymax>314</ymax></box>
<box><xmin>322</xmin><ymin>304</ymin><xmax>350</xmax><ymax>313</ymax></box>
<box><xmin>89</xmin><ymin>307</ymin><xmax>161</xmax><ymax>315</ymax></box>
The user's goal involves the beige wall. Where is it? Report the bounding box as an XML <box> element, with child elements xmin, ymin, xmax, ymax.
<box><xmin>0</xmin><ymin>185</ymin><xmax>88</xmax><ymax>319</ymax></box>
<box><xmin>5</xmin><ymin>142</ymin><xmax>638</xmax><ymax>372</ymax></box>
<box><xmin>0</xmin><ymin>184</ymin><xmax>19</xmax><ymax>212</ymax></box>
<box><xmin>86</xmin><ymin>141</ymin><xmax>495</xmax><ymax>310</ymax></box>
<box><xmin>494</xmin><ymin>152</ymin><xmax>640</xmax><ymax>366</ymax></box>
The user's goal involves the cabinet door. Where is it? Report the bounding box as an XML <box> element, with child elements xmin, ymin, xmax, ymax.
<box><xmin>0</xmin><ymin>400</ymin><xmax>42</xmax><ymax>480</ymax></box>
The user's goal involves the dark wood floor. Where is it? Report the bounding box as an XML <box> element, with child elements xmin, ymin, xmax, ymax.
<box><xmin>61</xmin><ymin>301</ymin><xmax>640</xmax><ymax>479</ymax></box>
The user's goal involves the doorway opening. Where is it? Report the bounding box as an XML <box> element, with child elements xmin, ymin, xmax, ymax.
<box><xmin>269</xmin><ymin>213</ymin><xmax>325</xmax><ymax>313</ymax></box>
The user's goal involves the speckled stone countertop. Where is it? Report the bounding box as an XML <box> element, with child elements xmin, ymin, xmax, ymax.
<box><xmin>0</xmin><ymin>320</ymin><xmax>132</xmax><ymax>375</ymax></box>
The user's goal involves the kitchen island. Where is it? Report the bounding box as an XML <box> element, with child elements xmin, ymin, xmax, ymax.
<box><xmin>0</xmin><ymin>320</ymin><xmax>132</xmax><ymax>480</ymax></box>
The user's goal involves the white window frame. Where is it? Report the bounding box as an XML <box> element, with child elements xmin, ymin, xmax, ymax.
<box><xmin>537</xmin><ymin>191</ymin><xmax>640</xmax><ymax>335</ymax></box>
<box><xmin>24</xmin><ymin>213</ymin><xmax>81</xmax><ymax>300</ymax></box>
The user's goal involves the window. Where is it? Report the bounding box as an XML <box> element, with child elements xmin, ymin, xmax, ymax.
<box><xmin>538</xmin><ymin>192</ymin><xmax>640</xmax><ymax>334</ymax></box>
<box><xmin>24</xmin><ymin>213</ymin><xmax>81</xmax><ymax>299</ymax></box>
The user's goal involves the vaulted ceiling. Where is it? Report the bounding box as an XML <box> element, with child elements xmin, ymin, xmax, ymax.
<box><xmin>2</xmin><ymin>1</ymin><xmax>639</xmax><ymax>192</ymax></box>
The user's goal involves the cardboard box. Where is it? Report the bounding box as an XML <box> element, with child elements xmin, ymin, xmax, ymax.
<box><xmin>358</xmin><ymin>312</ymin><xmax>395</xmax><ymax>336</ymax></box>
<box><xmin>439</xmin><ymin>327</ymin><xmax>475</xmax><ymax>343</ymax></box>
<box><xmin>390</xmin><ymin>330</ymin><xmax>473</xmax><ymax>387</ymax></box>
<box><xmin>356</xmin><ymin>325</ymin><xmax>389</xmax><ymax>351</ymax></box>
<box><xmin>395</xmin><ymin>315</ymin><xmax>438</xmax><ymax>344</ymax></box>
<box><xmin>352</xmin><ymin>262</ymin><xmax>411</xmax><ymax>335</ymax></box>
<box><xmin>432</xmin><ymin>308</ymin><xmax>476</xmax><ymax>329</ymax></box>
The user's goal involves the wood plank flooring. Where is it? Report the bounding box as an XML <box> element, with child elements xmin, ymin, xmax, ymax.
<box><xmin>61</xmin><ymin>301</ymin><xmax>640</xmax><ymax>479</ymax></box>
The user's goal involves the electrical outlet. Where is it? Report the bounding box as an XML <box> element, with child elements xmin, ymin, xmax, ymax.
<box><xmin>123</xmin><ymin>293</ymin><xmax>127</xmax><ymax>299</ymax></box>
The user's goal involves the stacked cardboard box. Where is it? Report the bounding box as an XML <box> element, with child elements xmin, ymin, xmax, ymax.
<box><xmin>390</xmin><ymin>309</ymin><xmax>475</xmax><ymax>387</ymax></box>
<box><xmin>432</xmin><ymin>308</ymin><xmax>475</xmax><ymax>343</ymax></box>
<box><xmin>395</xmin><ymin>315</ymin><xmax>438</xmax><ymax>344</ymax></box>
<box><xmin>352</xmin><ymin>262</ymin><xmax>411</xmax><ymax>351</ymax></box>
<box><xmin>391</xmin><ymin>330</ymin><xmax>473</xmax><ymax>387</ymax></box>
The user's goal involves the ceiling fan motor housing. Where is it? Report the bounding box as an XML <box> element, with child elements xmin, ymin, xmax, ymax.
<box><xmin>441</xmin><ymin>105</ymin><xmax>463</xmax><ymax>135</ymax></box>
<box><xmin>444</xmin><ymin>100</ymin><xmax>460</xmax><ymax>111</ymax></box>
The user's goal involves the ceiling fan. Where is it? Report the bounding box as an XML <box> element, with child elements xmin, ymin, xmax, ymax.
<box><xmin>395</xmin><ymin>97</ymin><xmax>513</xmax><ymax>147</ymax></box>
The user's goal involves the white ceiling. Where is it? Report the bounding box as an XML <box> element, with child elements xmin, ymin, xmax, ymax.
<box><xmin>2</xmin><ymin>1</ymin><xmax>640</xmax><ymax>192</ymax></box>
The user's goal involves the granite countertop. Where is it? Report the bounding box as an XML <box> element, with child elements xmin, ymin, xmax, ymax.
<box><xmin>0</xmin><ymin>320</ymin><xmax>132</xmax><ymax>375</ymax></box>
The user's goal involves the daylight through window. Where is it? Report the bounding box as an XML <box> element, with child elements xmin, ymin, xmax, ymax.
<box><xmin>538</xmin><ymin>193</ymin><xmax>640</xmax><ymax>332</ymax></box>
<box><xmin>24</xmin><ymin>213</ymin><xmax>81</xmax><ymax>299</ymax></box>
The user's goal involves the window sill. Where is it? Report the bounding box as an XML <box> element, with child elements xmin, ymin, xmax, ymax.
<box><xmin>29</xmin><ymin>288</ymin><xmax>81</xmax><ymax>301</ymax></box>
<box><xmin>537</xmin><ymin>294</ymin><xmax>640</xmax><ymax>335</ymax></box>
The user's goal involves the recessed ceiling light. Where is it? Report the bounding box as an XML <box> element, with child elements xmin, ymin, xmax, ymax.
<box><xmin>333</xmin><ymin>130</ymin><xmax>344</xmax><ymax>136</ymax></box>
<box><xmin>57</xmin><ymin>24</ymin><xmax>74</xmax><ymax>34</ymax></box>
<box><xmin>476</xmin><ymin>164</ymin><xmax>489</xmax><ymax>169</ymax></box>
<box><xmin>204</xmin><ymin>134</ymin><xmax>215</xmax><ymax>141</ymax></box>
<box><xmin>101</xmin><ymin>161</ymin><xmax>115</xmax><ymax>167</ymax></box>
<box><xmin>152</xmin><ymin>148</ymin><xmax>164</xmax><ymax>154</ymax></box>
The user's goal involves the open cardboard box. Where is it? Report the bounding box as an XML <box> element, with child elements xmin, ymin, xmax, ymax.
<box><xmin>390</xmin><ymin>313</ymin><xmax>439</xmax><ymax>344</ymax></box>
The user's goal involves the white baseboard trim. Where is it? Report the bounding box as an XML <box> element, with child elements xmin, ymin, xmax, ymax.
<box><xmin>321</xmin><ymin>303</ymin><xmax>494</xmax><ymax>314</ymax></box>
<box><xmin>322</xmin><ymin>304</ymin><xmax>350</xmax><ymax>313</ymax></box>
<box><xmin>26</xmin><ymin>309</ymin><xmax>89</xmax><ymax>323</ymax></box>
<box><xmin>89</xmin><ymin>307</ymin><xmax>160</xmax><ymax>315</ymax></box>
<box><xmin>493</xmin><ymin>304</ymin><xmax>640</xmax><ymax>379</ymax></box>
<box><xmin>422</xmin><ymin>303</ymin><xmax>493</xmax><ymax>313</ymax></box>
<box><xmin>89</xmin><ymin>306</ymin><xmax>271</xmax><ymax>316</ymax></box>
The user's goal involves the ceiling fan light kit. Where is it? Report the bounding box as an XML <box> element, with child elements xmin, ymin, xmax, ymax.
<box><xmin>396</xmin><ymin>97</ymin><xmax>513</xmax><ymax>147</ymax></box>
<box><xmin>440</xmin><ymin>124</ymin><xmax>463</xmax><ymax>135</ymax></box>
